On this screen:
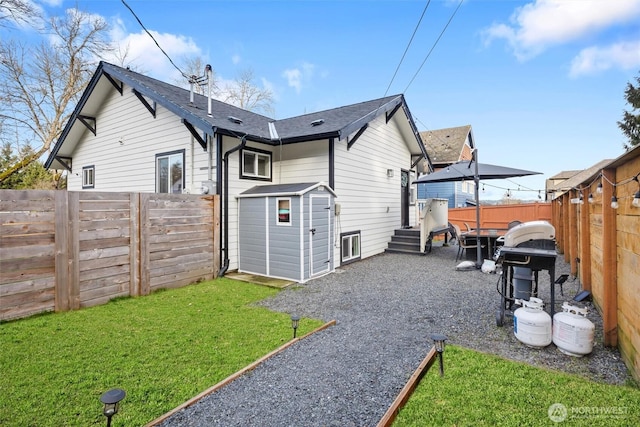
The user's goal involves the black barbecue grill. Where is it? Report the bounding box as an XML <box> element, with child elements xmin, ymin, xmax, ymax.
<box><xmin>495</xmin><ymin>221</ymin><xmax>557</xmax><ymax>327</ymax></box>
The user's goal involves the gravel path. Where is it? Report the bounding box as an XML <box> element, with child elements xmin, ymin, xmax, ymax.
<box><xmin>158</xmin><ymin>245</ymin><xmax>631</xmax><ymax>426</ymax></box>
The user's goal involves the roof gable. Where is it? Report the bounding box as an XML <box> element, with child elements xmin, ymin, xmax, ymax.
<box><xmin>549</xmin><ymin>159</ymin><xmax>613</xmax><ymax>195</ymax></box>
<box><xmin>419</xmin><ymin>125</ymin><xmax>472</xmax><ymax>164</ymax></box>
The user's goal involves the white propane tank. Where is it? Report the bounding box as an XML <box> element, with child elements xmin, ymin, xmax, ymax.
<box><xmin>513</xmin><ymin>297</ymin><xmax>552</xmax><ymax>348</ymax></box>
<box><xmin>553</xmin><ymin>302</ymin><xmax>595</xmax><ymax>357</ymax></box>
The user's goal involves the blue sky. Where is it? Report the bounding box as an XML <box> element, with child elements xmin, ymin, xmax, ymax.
<box><xmin>13</xmin><ymin>0</ymin><xmax>640</xmax><ymax>199</ymax></box>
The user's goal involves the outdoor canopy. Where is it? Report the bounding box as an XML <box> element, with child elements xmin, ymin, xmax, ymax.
<box><xmin>412</xmin><ymin>160</ymin><xmax>541</xmax><ymax>183</ymax></box>
<box><xmin>413</xmin><ymin>158</ymin><xmax>541</xmax><ymax>267</ymax></box>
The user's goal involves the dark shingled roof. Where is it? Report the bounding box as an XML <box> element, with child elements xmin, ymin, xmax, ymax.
<box><xmin>46</xmin><ymin>62</ymin><xmax>427</xmax><ymax>169</ymax></box>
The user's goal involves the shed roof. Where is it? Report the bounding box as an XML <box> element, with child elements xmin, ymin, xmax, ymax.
<box><xmin>237</xmin><ymin>182</ymin><xmax>337</xmax><ymax>198</ymax></box>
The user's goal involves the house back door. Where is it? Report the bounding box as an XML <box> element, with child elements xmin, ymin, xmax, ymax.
<box><xmin>401</xmin><ymin>170</ymin><xmax>409</xmax><ymax>228</ymax></box>
<box><xmin>310</xmin><ymin>195</ymin><xmax>331</xmax><ymax>276</ymax></box>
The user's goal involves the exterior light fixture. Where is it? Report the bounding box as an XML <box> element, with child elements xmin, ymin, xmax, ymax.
<box><xmin>387</xmin><ymin>169</ymin><xmax>394</xmax><ymax>178</ymax></box>
<box><xmin>596</xmin><ymin>181</ymin><xmax>603</xmax><ymax>194</ymax></box>
<box><xmin>611</xmin><ymin>195</ymin><xmax>619</xmax><ymax>209</ymax></box>
<box><xmin>578</xmin><ymin>193</ymin><xmax>584</xmax><ymax>204</ymax></box>
<box><xmin>633</xmin><ymin>191</ymin><xmax>640</xmax><ymax>208</ymax></box>
<box><xmin>100</xmin><ymin>388</ymin><xmax>126</xmax><ymax>427</ymax></box>
<box><xmin>588</xmin><ymin>193</ymin><xmax>594</xmax><ymax>204</ymax></box>
<box><xmin>291</xmin><ymin>315</ymin><xmax>300</xmax><ymax>339</ymax></box>
<box><xmin>430</xmin><ymin>333</ymin><xmax>448</xmax><ymax>377</ymax></box>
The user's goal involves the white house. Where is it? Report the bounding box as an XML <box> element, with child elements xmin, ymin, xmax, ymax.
<box><xmin>46</xmin><ymin>62</ymin><xmax>432</xmax><ymax>280</ymax></box>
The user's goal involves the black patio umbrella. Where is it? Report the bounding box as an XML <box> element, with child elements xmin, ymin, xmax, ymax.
<box><xmin>413</xmin><ymin>155</ymin><xmax>541</xmax><ymax>267</ymax></box>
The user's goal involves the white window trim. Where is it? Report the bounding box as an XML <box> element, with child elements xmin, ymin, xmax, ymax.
<box><xmin>341</xmin><ymin>231</ymin><xmax>361</xmax><ymax>263</ymax></box>
<box><xmin>276</xmin><ymin>197</ymin><xmax>292</xmax><ymax>226</ymax></box>
<box><xmin>241</xmin><ymin>148</ymin><xmax>271</xmax><ymax>180</ymax></box>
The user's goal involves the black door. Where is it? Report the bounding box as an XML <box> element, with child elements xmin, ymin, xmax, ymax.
<box><xmin>401</xmin><ymin>170</ymin><xmax>409</xmax><ymax>228</ymax></box>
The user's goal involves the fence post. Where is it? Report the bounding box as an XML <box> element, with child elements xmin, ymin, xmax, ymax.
<box><xmin>130</xmin><ymin>193</ymin><xmax>141</xmax><ymax>296</ymax></box>
<box><xmin>579</xmin><ymin>188</ymin><xmax>592</xmax><ymax>290</ymax></box>
<box><xmin>54</xmin><ymin>191</ymin><xmax>70</xmax><ymax>312</ymax></box>
<box><xmin>68</xmin><ymin>191</ymin><xmax>80</xmax><ymax>310</ymax></box>
<box><xmin>139</xmin><ymin>193</ymin><xmax>150</xmax><ymax>296</ymax></box>
<box><xmin>601</xmin><ymin>168</ymin><xmax>618</xmax><ymax>347</ymax></box>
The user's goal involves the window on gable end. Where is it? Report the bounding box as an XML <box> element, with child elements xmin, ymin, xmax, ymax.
<box><xmin>82</xmin><ymin>165</ymin><xmax>95</xmax><ymax>189</ymax></box>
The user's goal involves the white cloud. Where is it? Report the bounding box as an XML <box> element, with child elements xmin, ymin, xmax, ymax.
<box><xmin>282</xmin><ymin>62</ymin><xmax>315</xmax><ymax>94</ymax></box>
<box><xmin>569</xmin><ymin>40</ymin><xmax>640</xmax><ymax>77</ymax></box>
<box><xmin>105</xmin><ymin>18</ymin><xmax>202</xmax><ymax>82</ymax></box>
<box><xmin>282</xmin><ymin>68</ymin><xmax>303</xmax><ymax>93</ymax></box>
<box><xmin>483</xmin><ymin>0</ymin><xmax>640</xmax><ymax>60</ymax></box>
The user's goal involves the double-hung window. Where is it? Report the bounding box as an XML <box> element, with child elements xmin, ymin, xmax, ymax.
<box><xmin>241</xmin><ymin>148</ymin><xmax>271</xmax><ymax>180</ymax></box>
<box><xmin>156</xmin><ymin>150</ymin><xmax>185</xmax><ymax>193</ymax></box>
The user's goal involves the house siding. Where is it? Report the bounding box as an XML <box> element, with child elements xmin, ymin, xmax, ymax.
<box><xmin>68</xmin><ymin>85</ymin><xmax>213</xmax><ymax>193</ymax></box>
<box><xmin>417</xmin><ymin>180</ymin><xmax>474</xmax><ymax>208</ymax></box>
<box><xmin>333</xmin><ymin>114</ymin><xmax>415</xmax><ymax>261</ymax></box>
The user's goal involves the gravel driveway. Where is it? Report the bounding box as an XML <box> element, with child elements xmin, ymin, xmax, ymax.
<box><xmin>157</xmin><ymin>245</ymin><xmax>631</xmax><ymax>426</ymax></box>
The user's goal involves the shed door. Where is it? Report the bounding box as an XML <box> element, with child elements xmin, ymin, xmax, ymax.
<box><xmin>310</xmin><ymin>195</ymin><xmax>331</xmax><ymax>276</ymax></box>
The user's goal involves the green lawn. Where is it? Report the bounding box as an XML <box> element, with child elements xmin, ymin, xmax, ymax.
<box><xmin>394</xmin><ymin>345</ymin><xmax>640</xmax><ymax>426</ymax></box>
<box><xmin>0</xmin><ymin>279</ymin><xmax>322</xmax><ymax>426</ymax></box>
<box><xmin>4</xmin><ymin>280</ymin><xmax>639</xmax><ymax>427</ymax></box>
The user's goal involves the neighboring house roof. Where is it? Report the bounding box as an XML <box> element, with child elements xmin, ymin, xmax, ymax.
<box><xmin>419</xmin><ymin>125</ymin><xmax>473</xmax><ymax>165</ymax></box>
<box><xmin>548</xmin><ymin>170</ymin><xmax>582</xmax><ymax>180</ymax></box>
<box><xmin>46</xmin><ymin>61</ymin><xmax>431</xmax><ymax>170</ymax></box>
<box><xmin>549</xmin><ymin>159</ymin><xmax>613</xmax><ymax>197</ymax></box>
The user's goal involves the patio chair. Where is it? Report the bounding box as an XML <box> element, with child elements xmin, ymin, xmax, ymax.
<box><xmin>452</xmin><ymin>224</ymin><xmax>485</xmax><ymax>262</ymax></box>
<box><xmin>463</xmin><ymin>222</ymin><xmax>473</xmax><ymax>232</ymax></box>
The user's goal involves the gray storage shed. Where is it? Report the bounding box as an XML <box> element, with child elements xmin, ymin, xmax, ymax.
<box><xmin>237</xmin><ymin>182</ymin><xmax>337</xmax><ymax>283</ymax></box>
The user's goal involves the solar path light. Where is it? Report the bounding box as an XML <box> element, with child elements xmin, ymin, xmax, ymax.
<box><xmin>100</xmin><ymin>388</ymin><xmax>126</xmax><ymax>427</ymax></box>
<box><xmin>291</xmin><ymin>315</ymin><xmax>300</xmax><ymax>339</ymax></box>
<box><xmin>430</xmin><ymin>333</ymin><xmax>448</xmax><ymax>377</ymax></box>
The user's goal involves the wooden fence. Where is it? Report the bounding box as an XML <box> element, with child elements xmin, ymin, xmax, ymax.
<box><xmin>448</xmin><ymin>202</ymin><xmax>552</xmax><ymax>230</ymax></box>
<box><xmin>552</xmin><ymin>146</ymin><xmax>640</xmax><ymax>382</ymax></box>
<box><xmin>0</xmin><ymin>190</ymin><xmax>220</xmax><ymax>321</ymax></box>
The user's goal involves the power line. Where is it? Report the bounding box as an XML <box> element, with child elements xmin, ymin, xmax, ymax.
<box><xmin>120</xmin><ymin>0</ymin><xmax>188</xmax><ymax>79</ymax></box>
<box><xmin>403</xmin><ymin>0</ymin><xmax>464</xmax><ymax>94</ymax></box>
<box><xmin>382</xmin><ymin>0</ymin><xmax>431</xmax><ymax>98</ymax></box>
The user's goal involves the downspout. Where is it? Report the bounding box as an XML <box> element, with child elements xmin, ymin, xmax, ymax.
<box><xmin>218</xmin><ymin>134</ymin><xmax>248</xmax><ymax>277</ymax></box>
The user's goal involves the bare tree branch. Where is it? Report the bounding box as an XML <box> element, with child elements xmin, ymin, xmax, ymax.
<box><xmin>223</xmin><ymin>68</ymin><xmax>274</xmax><ymax>116</ymax></box>
<box><xmin>0</xmin><ymin>0</ymin><xmax>38</xmax><ymax>28</ymax></box>
<box><xmin>0</xmin><ymin>7</ymin><xmax>111</xmax><ymax>183</ymax></box>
